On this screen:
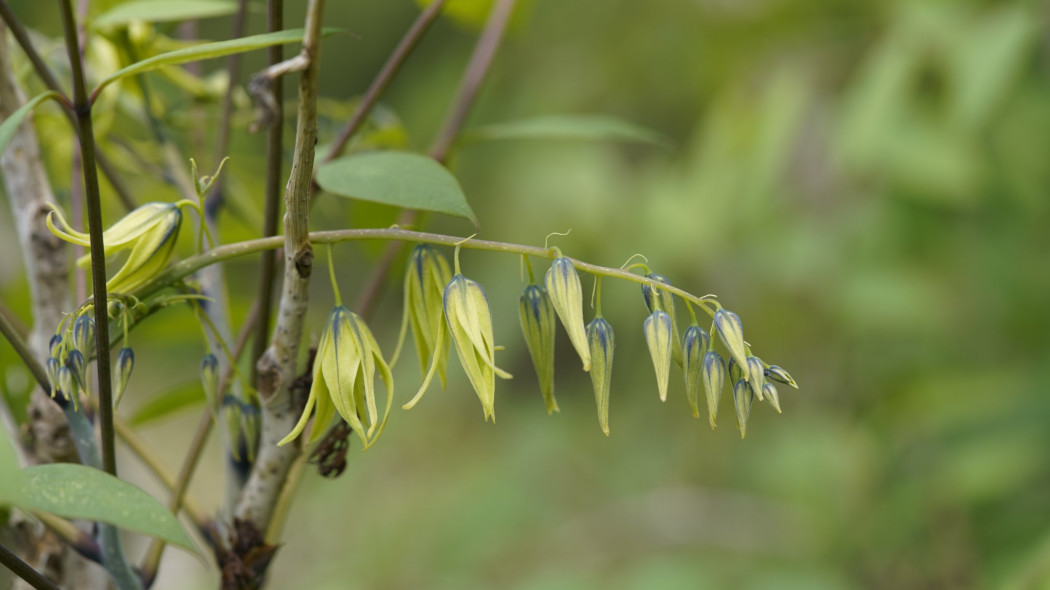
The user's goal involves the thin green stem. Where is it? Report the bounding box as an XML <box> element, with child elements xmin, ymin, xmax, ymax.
<box><xmin>327</xmin><ymin>244</ymin><xmax>342</xmax><ymax>306</ymax></box>
<box><xmin>0</xmin><ymin>542</ymin><xmax>60</xmax><ymax>590</ymax></box>
<box><xmin>594</xmin><ymin>276</ymin><xmax>603</xmax><ymax>317</ymax></box>
<box><xmin>138</xmin><ymin>229</ymin><xmax>719</xmax><ymax>317</ymax></box>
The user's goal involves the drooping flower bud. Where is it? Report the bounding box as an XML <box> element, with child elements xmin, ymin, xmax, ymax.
<box><xmin>643</xmin><ymin>310</ymin><xmax>673</xmax><ymax>402</ymax></box>
<box><xmin>48</xmin><ymin>334</ymin><xmax>63</xmax><ymax>359</ymax></box>
<box><xmin>66</xmin><ymin>350</ymin><xmax>88</xmax><ymax>392</ymax></box>
<box><xmin>728</xmin><ymin>356</ymin><xmax>744</xmax><ymax>384</ymax></box>
<box><xmin>400</xmin><ymin>245</ymin><xmax>452</xmax><ymax>387</ymax></box>
<box><xmin>762</xmin><ymin>382</ymin><xmax>781</xmax><ymax>414</ymax></box>
<box><xmin>732</xmin><ymin>379</ymin><xmax>754</xmax><ymax>439</ymax></box>
<box><xmin>519</xmin><ymin>284</ymin><xmax>558</xmax><ymax>413</ymax></box>
<box><xmin>764</xmin><ymin>364</ymin><xmax>798</xmax><ymax>389</ymax></box>
<box><xmin>701</xmin><ymin>351</ymin><xmax>726</xmax><ymax>429</ymax></box>
<box><xmin>641</xmin><ymin>273</ymin><xmax>681</xmax><ymax>364</ymax></box>
<box><xmin>442</xmin><ymin>275</ymin><xmax>511</xmax><ymax>422</ymax></box>
<box><xmin>200</xmin><ymin>354</ymin><xmax>219</xmax><ymax>405</ymax></box>
<box><xmin>713</xmin><ymin>309</ymin><xmax>748</xmax><ymax>373</ymax></box>
<box><xmin>586</xmin><ymin>317</ymin><xmax>614</xmax><ymax>435</ymax></box>
<box><xmin>73</xmin><ymin>315</ymin><xmax>95</xmax><ymax>357</ymax></box>
<box><xmin>545</xmin><ymin>257</ymin><xmax>590</xmax><ymax>371</ymax></box>
<box><xmin>114</xmin><ymin>347</ymin><xmax>135</xmax><ymax>405</ymax></box>
<box><xmin>57</xmin><ymin>365</ymin><xmax>76</xmax><ymax>404</ymax></box>
<box><xmin>682</xmin><ymin>325</ymin><xmax>710</xmax><ymax>419</ymax></box>
<box><xmin>45</xmin><ymin>358</ymin><xmax>61</xmax><ymax>399</ymax></box>
<box><xmin>238</xmin><ymin>400</ymin><xmax>261</xmax><ymax>462</ymax></box>
<box><xmin>746</xmin><ymin>356</ymin><xmax>766</xmax><ymax>401</ymax></box>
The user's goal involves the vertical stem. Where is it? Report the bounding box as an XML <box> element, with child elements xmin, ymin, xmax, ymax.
<box><xmin>250</xmin><ymin>0</ymin><xmax>284</xmax><ymax>385</ymax></box>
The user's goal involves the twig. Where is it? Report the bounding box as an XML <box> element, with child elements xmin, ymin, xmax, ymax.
<box><xmin>0</xmin><ymin>543</ymin><xmax>60</xmax><ymax>590</ymax></box>
<box><xmin>234</xmin><ymin>0</ymin><xmax>325</xmax><ymax>533</ymax></box>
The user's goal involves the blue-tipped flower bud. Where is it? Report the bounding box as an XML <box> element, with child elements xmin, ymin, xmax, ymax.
<box><xmin>519</xmin><ymin>284</ymin><xmax>558</xmax><ymax>414</ymax></box>
<box><xmin>765</xmin><ymin>364</ymin><xmax>798</xmax><ymax>389</ymax></box>
<box><xmin>545</xmin><ymin>257</ymin><xmax>590</xmax><ymax>372</ymax></box>
<box><xmin>643</xmin><ymin>310</ymin><xmax>674</xmax><ymax>402</ymax></box>
<box><xmin>713</xmin><ymin>309</ymin><xmax>748</xmax><ymax>373</ymax></box>
<box><xmin>57</xmin><ymin>365</ymin><xmax>76</xmax><ymax>404</ymax></box>
<box><xmin>586</xmin><ymin>317</ymin><xmax>614</xmax><ymax>435</ymax></box>
<box><xmin>397</xmin><ymin>245</ymin><xmax>452</xmax><ymax>387</ymax></box>
<box><xmin>48</xmin><ymin>334</ymin><xmax>63</xmax><ymax>359</ymax></box>
<box><xmin>762</xmin><ymin>382</ymin><xmax>781</xmax><ymax>414</ymax></box>
<box><xmin>641</xmin><ymin>273</ymin><xmax>681</xmax><ymax>364</ymax></box>
<box><xmin>732</xmin><ymin>379</ymin><xmax>753</xmax><ymax>439</ymax></box>
<box><xmin>238</xmin><ymin>401</ymin><xmax>261</xmax><ymax>462</ymax></box>
<box><xmin>746</xmin><ymin>356</ymin><xmax>766</xmax><ymax>401</ymax></box>
<box><xmin>66</xmin><ymin>350</ymin><xmax>88</xmax><ymax>392</ymax></box>
<box><xmin>200</xmin><ymin>354</ymin><xmax>219</xmax><ymax>405</ymax></box>
<box><xmin>682</xmin><ymin>325</ymin><xmax>710</xmax><ymax>419</ymax></box>
<box><xmin>45</xmin><ymin>358</ymin><xmax>61</xmax><ymax>399</ymax></box>
<box><xmin>114</xmin><ymin>347</ymin><xmax>135</xmax><ymax>405</ymax></box>
<box><xmin>73</xmin><ymin>315</ymin><xmax>95</xmax><ymax>356</ymax></box>
<box><xmin>701</xmin><ymin>351</ymin><xmax>726</xmax><ymax>429</ymax></box>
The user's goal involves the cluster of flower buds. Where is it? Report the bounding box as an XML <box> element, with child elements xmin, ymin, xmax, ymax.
<box><xmin>46</xmin><ymin>310</ymin><xmax>138</xmax><ymax>410</ymax></box>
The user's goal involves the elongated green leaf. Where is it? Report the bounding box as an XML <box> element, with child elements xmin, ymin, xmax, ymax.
<box><xmin>128</xmin><ymin>382</ymin><xmax>205</xmax><ymax>426</ymax></box>
<box><xmin>317</xmin><ymin>151</ymin><xmax>478</xmax><ymax>225</ymax></box>
<box><xmin>20</xmin><ymin>464</ymin><xmax>196</xmax><ymax>553</ymax></box>
<box><xmin>0</xmin><ymin>433</ymin><xmax>26</xmax><ymax>507</ymax></box>
<box><xmin>0</xmin><ymin>91</ymin><xmax>62</xmax><ymax>158</ymax></box>
<box><xmin>460</xmin><ymin>115</ymin><xmax>673</xmax><ymax>150</ymax></box>
<box><xmin>92</xmin><ymin>0</ymin><xmax>237</xmax><ymax>28</ymax></box>
<box><xmin>95</xmin><ymin>28</ymin><xmax>343</xmax><ymax>97</ymax></box>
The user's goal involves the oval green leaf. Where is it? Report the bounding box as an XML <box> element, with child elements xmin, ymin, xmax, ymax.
<box><xmin>460</xmin><ymin>114</ymin><xmax>673</xmax><ymax>151</ymax></box>
<box><xmin>94</xmin><ymin>27</ymin><xmax>344</xmax><ymax>98</ymax></box>
<box><xmin>19</xmin><ymin>464</ymin><xmax>196</xmax><ymax>553</ymax></box>
<box><xmin>92</xmin><ymin>0</ymin><xmax>238</xmax><ymax>28</ymax></box>
<box><xmin>317</xmin><ymin>151</ymin><xmax>478</xmax><ymax>225</ymax></box>
<box><xmin>0</xmin><ymin>91</ymin><xmax>62</xmax><ymax>158</ymax></box>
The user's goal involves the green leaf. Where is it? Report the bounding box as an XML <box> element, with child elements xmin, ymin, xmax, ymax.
<box><xmin>0</xmin><ymin>91</ymin><xmax>62</xmax><ymax>158</ymax></box>
<box><xmin>92</xmin><ymin>0</ymin><xmax>237</xmax><ymax>28</ymax></box>
<box><xmin>128</xmin><ymin>382</ymin><xmax>205</xmax><ymax>426</ymax></box>
<box><xmin>0</xmin><ymin>433</ymin><xmax>26</xmax><ymax>507</ymax></box>
<box><xmin>460</xmin><ymin>115</ymin><xmax>673</xmax><ymax>150</ymax></box>
<box><xmin>317</xmin><ymin>151</ymin><xmax>478</xmax><ymax>225</ymax></box>
<box><xmin>95</xmin><ymin>28</ymin><xmax>344</xmax><ymax>97</ymax></box>
<box><xmin>20</xmin><ymin>464</ymin><xmax>196</xmax><ymax>553</ymax></box>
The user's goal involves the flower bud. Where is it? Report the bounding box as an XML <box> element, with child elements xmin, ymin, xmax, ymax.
<box><xmin>443</xmin><ymin>275</ymin><xmax>511</xmax><ymax>422</ymax></box>
<box><xmin>701</xmin><ymin>351</ymin><xmax>725</xmax><ymax>429</ymax></box>
<box><xmin>764</xmin><ymin>364</ymin><xmax>798</xmax><ymax>389</ymax></box>
<box><xmin>746</xmin><ymin>356</ymin><xmax>766</xmax><ymax>401</ymax></box>
<box><xmin>73</xmin><ymin>315</ymin><xmax>95</xmax><ymax>357</ymax></box>
<box><xmin>48</xmin><ymin>334</ymin><xmax>63</xmax><ymax>359</ymax></box>
<box><xmin>57</xmin><ymin>365</ymin><xmax>76</xmax><ymax>404</ymax></box>
<box><xmin>713</xmin><ymin>309</ymin><xmax>748</xmax><ymax>373</ymax></box>
<box><xmin>586</xmin><ymin>317</ymin><xmax>614</xmax><ymax>435</ymax></box>
<box><xmin>114</xmin><ymin>347</ymin><xmax>135</xmax><ymax>405</ymax></box>
<box><xmin>45</xmin><ymin>358</ymin><xmax>61</xmax><ymax>399</ymax></box>
<box><xmin>728</xmin><ymin>357</ymin><xmax>744</xmax><ymax>384</ymax></box>
<box><xmin>643</xmin><ymin>310</ymin><xmax>673</xmax><ymax>402</ymax></box>
<box><xmin>403</xmin><ymin>245</ymin><xmax>452</xmax><ymax>386</ymax></box>
<box><xmin>66</xmin><ymin>350</ymin><xmax>88</xmax><ymax>392</ymax></box>
<box><xmin>682</xmin><ymin>325</ymin><xmax>710</xmax><ymax>419</ymax></box>
<box><xmin>732</xmin><ymin>379</ymin><xmax>753</xmax><ymax>439</ymax></box>
<box><xmin>200</xmin><ymin>354</ymin><xmax>219</xmax><ymax>405</ymax></box>
<box><xmin>238</xmin><ymin>401</ymin><xmax>261</xmax><ymax>462</ymax></box>
<box><xmin>641</xmin><ymin>273</ymin><xmax>681</xmax><ymax>364</ymax></box>
<box><xmin>545</xmin><ymin>257</ymin><xmax>590</xmax><ymax>371</ymax></box>
<box><xmin>519</xmin><ymin>284</ymin><xmax>558</xmax><ymax>414</ymax></box>
<box><xmin>762</xmin><ymin>382</ymin><xmax>781</xmax><ymax>414</ymax></box>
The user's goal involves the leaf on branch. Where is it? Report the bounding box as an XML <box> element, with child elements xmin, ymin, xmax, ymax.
<box><xmin>459</xmin><ymin>114</ymin><xmax>674</xmax><ymax>151</ymax></box>
<box><xmin>94</xmin><ymin>27</ymin><xmax>346</xmax><ymax>98</ymax></box>
<box><xmin>92</xmin><ymin>0</ymin><xmax>238</xmax><ymax>29</ymax></box>
<box><xmin>0</xmin><ymin>91</ymin><xmax>62</xmax><ymax>158</ymax></box>
<box><xmin>316</xmin><ymin>151</ymin><xmax>479</xmax><ymax>225</ymax></box>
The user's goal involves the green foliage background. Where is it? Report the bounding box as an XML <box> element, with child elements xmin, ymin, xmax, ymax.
<box><xmin>2</xmin><ymin>0</ymin><xmax>1049</xmax><ymax>588</ymax></box>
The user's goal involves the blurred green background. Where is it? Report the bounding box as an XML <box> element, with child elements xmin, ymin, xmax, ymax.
<box><xmin>3</xmin><ymin>0</ymin><xmax>1050</xmax><ymax>588</ymax></box>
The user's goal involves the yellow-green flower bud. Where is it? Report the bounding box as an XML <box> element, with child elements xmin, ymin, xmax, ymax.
<box><xmin>443</xmin><ymin>275</ymin><xmax>511</xmax><ymax>422</ymax></box>
<box><xmin>200</xmin><ymin>354</ymin><xmax>219</xmax><ymax>405</ymax></box>
<box><xmin>545</xmin><ymin>257</ymin><xmax>590</xmax><ymax>372</ymax></box>
<box><xmin>238</xmin><ymin>401</ymin><xmax>261</xmax><ymax>462</ymax></box>
<box><xmin>762</xmin><ymin>382</ymin><xmax>781</xmax><ymax>414</ymax></box>
<box><xmin>701</xmin><ymin>351</ymin><xmax>725</xmax><ymax>430</ymax></box>
<box><xmin>643</xmin><ymin>310</ymin><xmax>673</xmax><ymax>402</ymax></box>
<box><xmin>765</xmin><ymin>364</ymin><xmax>798</xmax><ymax>389</ymax></box>
<box><xmin>402</xmin><ymin>245</ymin><xmax>452</xmax><ymax>387</ymax></box>
<box><xmin>682</xmin><ymin>325</ymin><xmax>710</xmax><ymax>419</ymax></box>
<box><xmin>746</xmin><ymin>356</ymin><xmax>766</xmax><ymax>401</ymax></box>
<box><xmin>519</xmin><ymin>284</ymin><xmax>558</xmax><ymax>414</ymax></box>
<box><xmin>67</xmin><ymin>350</ymin><xmax>87</xmax><ymax>392</ymax></box>
<box><xmin>48</xmin><ymin>334</ymin><xmax>63</xmax><ymax>358</ymax></box>
<box><xmin>45</xmin><ymin>358</ymin><xmax>61</xmax><ymax>399</ymax></box>
<box><xmin>641</xmin><ymin>273</ymin><xmax>682</xmax><ymax>365</ymax></box>
<box><xmin>115</xmin><ymin>347</ymin><xmax>135</xmax><ymax>405</ymax></box>
<box><xmin>586</xmin><ymin>317</ymin><xmax>614</xmax><ymax>435</ymax></box>
<box><xmin>713</xmin><ymin>309</ymin><xmax>748</xmax><ymax>373</ymax></box>
<box><xmin>73</xmin><ymin>316</ymin><xmax>95</xmax><ymax>357</ymax></box>
<box><xmin>732</xmin><ymin>379</ymin><xmax>753</xmax><ymax>439</ymax></box>
<box><xmin>57</xmin><ymin>365</ymin><xmax>76</xmax><ymax>404</ymax></box>
<box><xmin>728</xmin><ymin>357</ymin><xmax>744</xmax><ymax>385</ymax></box>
